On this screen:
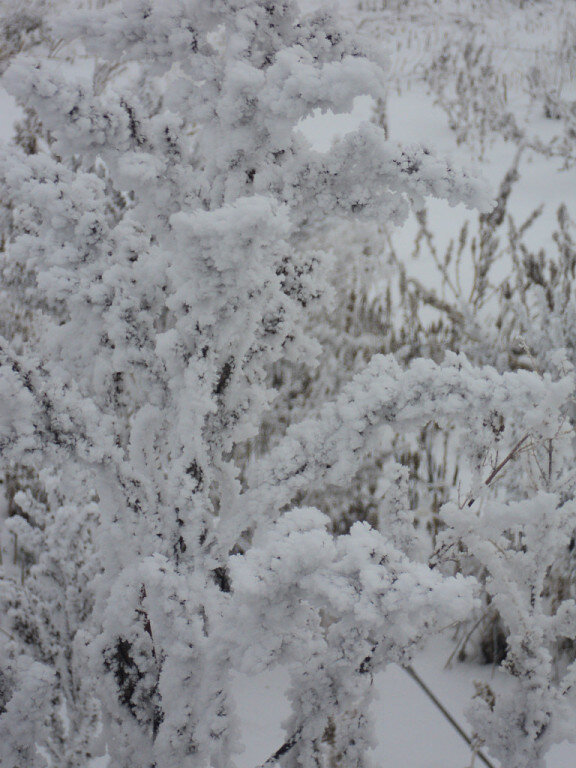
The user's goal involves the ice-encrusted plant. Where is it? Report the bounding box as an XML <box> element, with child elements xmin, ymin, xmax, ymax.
<box><xmin>0</xmin><ymin>1</ymin><xmax>572</xmax><ymax>767</ymax></box>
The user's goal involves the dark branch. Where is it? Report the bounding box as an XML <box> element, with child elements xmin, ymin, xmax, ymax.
<box><xmin>256</xmin><ymin>726</ymin><xmax>303</xmax><ymax>768</ymax></box>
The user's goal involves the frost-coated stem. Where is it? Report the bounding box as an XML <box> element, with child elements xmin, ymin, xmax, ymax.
<box><xmin>466</xmin><ymin>432</ymin><xmax>531</xmax><ymax>507</ymax></box>
<box><xmin>404</xmin><ymin>666</ymin><xmax>496</xmax><ymax>768</ymax></box>
<box><xmin>256</xmin><ymin>727</ymin><xmax>303</xmax><ymax>768</ymax></box>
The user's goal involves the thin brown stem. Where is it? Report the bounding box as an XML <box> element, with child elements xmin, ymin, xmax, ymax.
<box><xmin>485</xmin><ymin>433</ymin><xmax>530</xmax><ymax>485</ymax></box>
<box><xmin>257</xmin><ymin>727</ymin><xmax>303</xmax><ymax>768</ymax></box>
<box><xmin>467</xmin><ymin>433</ymin><xmax>530</xmax><ymax>507</ymax></box>
<box><xmin>404</xmin><ymin>666</ymin><xmax>497</xmax><ymax>768</ymax></box>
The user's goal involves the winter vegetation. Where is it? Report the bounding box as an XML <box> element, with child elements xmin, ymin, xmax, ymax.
<box><xmin>1</xmin><ymin>1</ymin><xmax>576</xmax><ymax>767</ymax></box>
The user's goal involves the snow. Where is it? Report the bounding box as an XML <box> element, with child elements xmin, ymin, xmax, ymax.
<box><xmin>2</xmin><ymin>2</ymin><xmax>576</xmax><ymax>766</ymax></box>
<box><xmin>234</xmin><ymin>640</ymin><xmax>576</xmax><ymax>767</ymax></box>
<box><xmin>297</xmin><ymin>94</ymin><xmax>375</xmax><ymax>152</ymax></box>
<box><xmin>0</xmin><ymin>87</ymin><xmax>20</xmax><ymax>142</ymax></box>
<box><xmin>300</xmin><ymin>67</ymin><xmax>576</xmax><ymax>305</ymax></box>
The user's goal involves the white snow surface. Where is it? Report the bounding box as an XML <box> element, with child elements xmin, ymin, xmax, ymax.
<box><xmin>233</xmin><ymin>639</ymin><xmax>575</xmax><ymax>767</ymax></box>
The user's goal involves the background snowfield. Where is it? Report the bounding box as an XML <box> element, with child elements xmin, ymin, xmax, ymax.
<box><xmin>2</xmin><ymin>1</ymin><xmax>576</xmax><ymax>766</ymax></box>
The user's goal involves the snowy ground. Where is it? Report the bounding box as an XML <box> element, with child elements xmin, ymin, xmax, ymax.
<box><xmin>234</xmin><ymin>639</ymin><xmax>574</xmax><ymax>767</ymax></box>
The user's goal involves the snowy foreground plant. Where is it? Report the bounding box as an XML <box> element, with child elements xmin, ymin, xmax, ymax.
<box><xmin>0</xmin><ymin>1</ymin><xmax>573</xmax><ymax>767</ymax></box>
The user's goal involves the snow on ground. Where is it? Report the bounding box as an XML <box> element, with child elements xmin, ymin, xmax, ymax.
<box><xmin>233</xmin><ymin>636</ymin><xmax>575</xmax><ymax>767</ymax></box>
<box><xmin>232</xmin><ymin>645</ymin><xmax>495</xmax><ymax>768</ymax></box>
<box><xmin>302</xmin><ymin>86</ymin><xmax>576</xmax><ymax>285</ymax></box>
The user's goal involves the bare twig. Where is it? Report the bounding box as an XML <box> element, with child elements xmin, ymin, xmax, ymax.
<box><xmin>444</xmin><ymin>612</ymin><xmax>489</xmax><ymax>669</ymax></box>
<box><xmin>466</xmin><ymin>432</ymin><xmax>530</xmax><ymax>507</ymax></box>
<box><xmin>256</xmin><ymin>727</ymin><xmax>302</xmax><ymax>768</ymax></box>
<box><xmin>483</xmin><ymin>433</ymin><xmax>530</xmax><ymax>487</ymax></box>
<box><xmin>254</xmin><ymin>667</ymin><xmax>498</xmax><ymax>768</ymax></box>
<box><xmin>404</xmin><ymin>665</ymin><xmax>497</xmax><ymax>768</ymax></box>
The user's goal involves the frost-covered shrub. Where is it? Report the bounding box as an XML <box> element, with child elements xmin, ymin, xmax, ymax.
<box><xmin>2</xmin><ymin>1</ymin><xmax>574</xmax><ymax>767</ymax></box>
